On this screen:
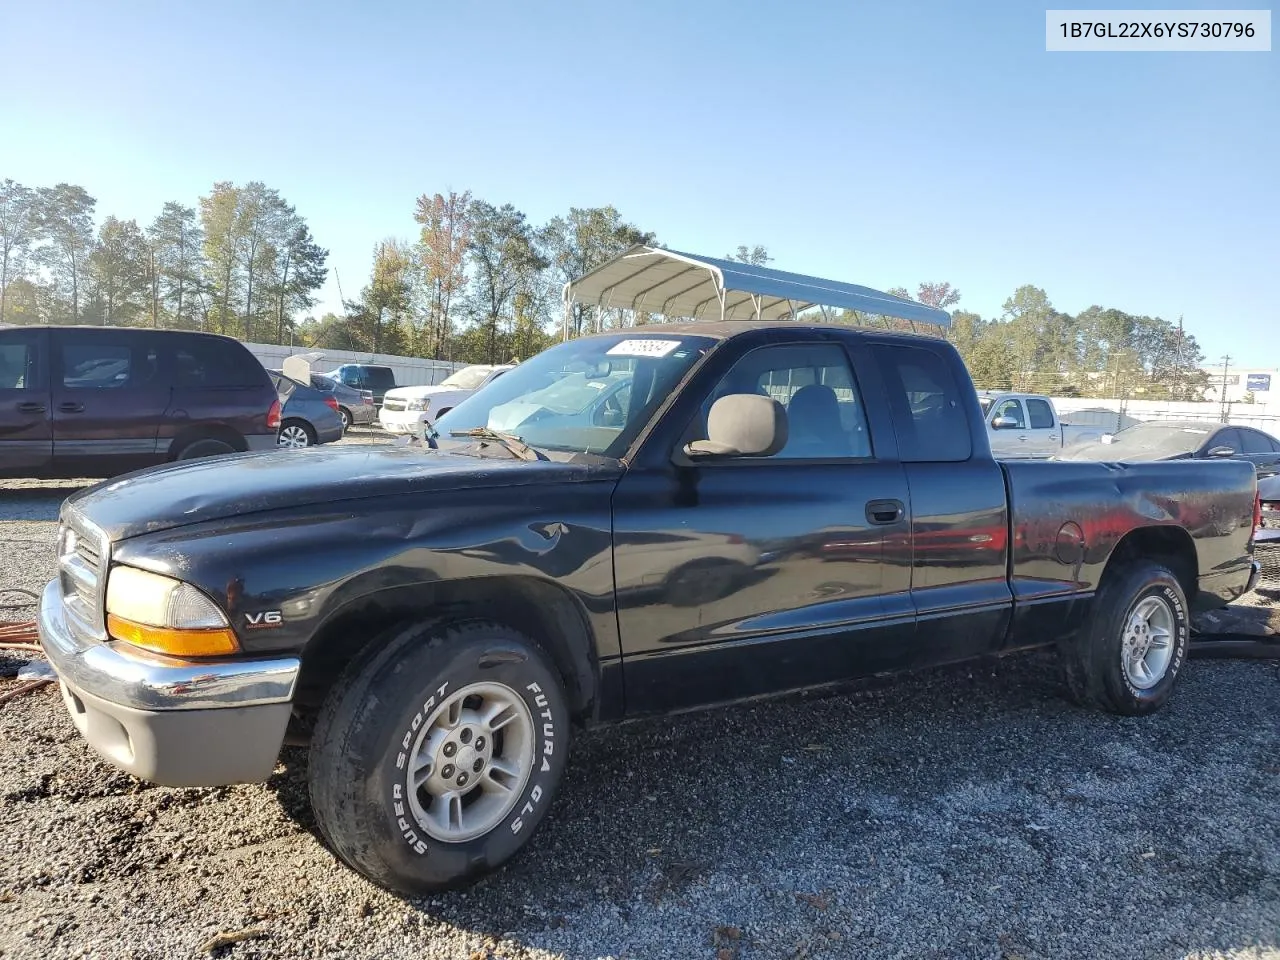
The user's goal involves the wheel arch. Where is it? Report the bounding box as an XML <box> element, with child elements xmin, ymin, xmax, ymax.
<box><xmin>1100</xmin><ymin>524</ymin><xmax>1198</xmax><ymax>602</ymax></box>
<box><xmin>167</xmin><ymin>423</ymin><xmax>247</xmax><ymax>459</ymax></box>
<box><xmin>292</xmin><ymin>574</ymin><xmax>601</xmax><ymax>732</ymax></box>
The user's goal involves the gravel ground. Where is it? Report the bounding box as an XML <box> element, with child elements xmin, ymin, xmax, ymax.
<box><xmin>2</xmin><ymin>435</ymin><xmax>1279</xmax><ymax>960</ymax></box>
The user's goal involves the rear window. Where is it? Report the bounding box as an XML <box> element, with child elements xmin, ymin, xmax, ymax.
<box><xmin>873</xmin><ymin>343</ymin><xmax>972</xmax><ymax>462</ymax></box>
<box><xmin>170</xmin><ymin>336</ymin><xmax>266</xmax><ymax>388</ymax></box>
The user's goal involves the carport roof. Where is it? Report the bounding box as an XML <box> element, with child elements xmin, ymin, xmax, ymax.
<box><xmin>563</xmin><ymin>245</ymin><xmax>951</xmax><ymax>328</ymax></box>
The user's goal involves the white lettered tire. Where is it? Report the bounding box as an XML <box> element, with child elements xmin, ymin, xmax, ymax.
<box><xmin>1060</xmin><ymin>560</ymin><xmax>1190</xmax><ymax>716</ymax></box>
<box><xmin>307</xmin><ymin>619</ymin><xmax>571</xmax><ymax>893</ymax></box>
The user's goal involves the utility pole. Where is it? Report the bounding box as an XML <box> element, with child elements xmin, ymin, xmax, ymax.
<box><xmin>1219</xmin><ymin>354</ymin><xmax>1231</xmax><ymax>422</ymax></box>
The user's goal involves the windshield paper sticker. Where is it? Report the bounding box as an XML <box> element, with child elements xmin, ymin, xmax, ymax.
<box><xmin>606</xmin><ymin>339</ymin><xmax>681</xmax><ymax>358</ymax></box>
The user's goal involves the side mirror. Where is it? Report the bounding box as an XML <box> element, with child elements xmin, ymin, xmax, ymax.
<box><xmin>1207</xmin><ymin>445</ymin><xmax>1236</xmax><ymax>458</ymax></box>
<box><xmin>684</xmin><ymin>394</ymin><xmax>788</xmax><ymax>458</ymax></box>
<box><xmin>991</xmin><ymin>416</ymin><xmax>1018</xmax><ymax>430</ymax></box>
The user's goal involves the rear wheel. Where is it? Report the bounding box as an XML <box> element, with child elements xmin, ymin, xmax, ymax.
<box><xmin>174</xmin><ymin>437</ymin><xmax>236</xmax><ymax>460</ymax></box>
<box><xmin>1060</xmin><ymin>560</ymin><xmax>1189</xmax><ymax>715</ymax></box>
<box><xmin>338</xmin><ymin>407</ymin><xmax>352</xmax><ymax>431</ymax></box>
<box><xmin>307</xmin><ymin>619</ymin><xmax>570</xmax><ymax>894</ymax></box>
<box><xmin>278</xmin><ymin>419</ymin><xmax>316</xmax><ymax>448</ymax></box>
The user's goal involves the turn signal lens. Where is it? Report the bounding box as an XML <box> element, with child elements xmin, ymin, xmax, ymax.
<box><xmin>106</xmin><ymin>615</ymin><xmax>240</xmax><ymax>657</ymax></box>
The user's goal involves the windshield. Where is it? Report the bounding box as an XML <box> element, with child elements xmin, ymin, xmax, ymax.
<box><xmin>1064</xmin><ymin>421</ymin><xmax>1214</xmax><ymax>460</ymax></box>
<box><xmin>440</xmin><ymin>366</ymin><xmax>495</xmax><ymax>390</ymax></box>
<box><xmin>434</xmin><ymin>333</ymin><xmax>717</xmax><ymax>458</ymax></box>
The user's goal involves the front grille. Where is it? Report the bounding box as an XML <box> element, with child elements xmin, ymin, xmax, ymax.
<box><xmin>58</xmin><ymin>507</ymin><xmax>109</xmax><ymax>644</ymax></box>
<box><xmin>382</xmin><ymin>399</ymin><xmax>407</xmax><ymax>412</ymax></box>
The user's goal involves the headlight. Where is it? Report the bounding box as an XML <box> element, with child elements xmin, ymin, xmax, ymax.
<box><xmin>105</xmin><ymin>566</ymin><xmax>239</xmax><ymax>657</ymax></box>
<box><xmin>406</xmin><ymin>398</ymin><xmax>429</xmax><ymax>412</ymax></box>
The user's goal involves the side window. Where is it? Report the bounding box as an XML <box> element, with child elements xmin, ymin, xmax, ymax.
<box><xmin>1026</xmin><ymin>398</ymin><xmax>1055</xmax><ymax>429</ymax></box>
<box><xmin>0</xmin><ymin>333</ymin><xmax>43</xmax><ymax>390</ymax></box>
<box><xmin>873</xmin><ymin>343</ymin><xmax>972</xmax><ymax>462</ymax></box>
<box><xmin>1211</xmin><ymin>428</ymin><xmax>1241</xmax><ymax>454</ymax></box>
<box><xmin>992</xmin><ymin>399</ymin><xmax>1026</xmax><ymax>429</ymax></box>
<box><xmin>1239</xmin><ymin>429</ymin><xmax>1271</xmax><ymax>455</ymax></box>
<box><xmin>689</xmin><ymin>342</ymin><xmax>872</xmax><ymax>460</ymax></box>
<box><xmin>171</xmin><ymin>337</ymin><xmax>263</xmax><ymax>388</ymax></box>
<box><xmin>60</xmin><ymin>337</ymin><xmax>153</xmax><ymax>389</ymax></box>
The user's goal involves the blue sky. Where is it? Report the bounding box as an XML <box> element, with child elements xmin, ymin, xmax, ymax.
<box><xmin>6</xmin><ymin>0</ymin><xmax>1276</xmax><ymax>367</ymax></box>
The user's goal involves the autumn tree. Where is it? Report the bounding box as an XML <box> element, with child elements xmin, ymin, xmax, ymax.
<box><xmin>0</xmin><ymin>179</ymin><xmax>39</xmax><ymax>323</ymax></box>
<box><xmin>468</xmin><ymin>202</ymin><xmax>549</xmax><ymax>363</ymax></box>
<box><xmin>351</xmin><ymin>239</ymin><xmax>414</xmax><ymax>354</ymax></box>
<box><xmin>541</xmin><ymin>206</ymin><xmax>652</xmax><ymax>337</ymax></box>
<box><xmin>148</xmin><ymin>202</ymin><xmax>204</xmax><ymax>329</ymax></box>
<box><xmin>36</xmin><ymin>183</ymin><xmax>96</xmax><ymax>322</ymax></box>
<box><xmin>726</xmin><ymin>244</ymin><xmax>772</xmax><ymax>266</ymax></box>
<box><xmin>87</xmin><ymin>217</ymin><xmax>150</xmax><ymax>325</ymax></box>
<box><xmin>265</xmin><ymin>221</ymin><xmax>328</xmax><ymax>344</ymax></box>
<box><xmin>414</xmin><ymin>190</ymin><xmax>472</xmax><ymax>359</ymax></box>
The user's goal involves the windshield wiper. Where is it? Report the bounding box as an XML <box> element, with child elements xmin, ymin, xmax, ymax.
<box><xmin>448</xmin><ymin>427</ymin><xmax>546</xmax><ymax>461</ymax></box>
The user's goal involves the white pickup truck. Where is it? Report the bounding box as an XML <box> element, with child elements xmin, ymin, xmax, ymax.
<box><xmin>977</xmin><ymin>391</ymin><xmax>1106</xmax><ymax>459</ymax></box>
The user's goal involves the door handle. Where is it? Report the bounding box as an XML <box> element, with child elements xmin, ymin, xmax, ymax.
<box><xmin>17</xmin><ymin>402</ymin><xmax>46</xmax><ymax>414</ymax></box>
<box><xmin>865</xmin><ymin>499</ymin><xmax>904</xmax><ymax>525</ymax></box>
<box><xmin>59</xmin><ymin>402</ymin><xmax>85</xmax><ymax>414</ymax></box>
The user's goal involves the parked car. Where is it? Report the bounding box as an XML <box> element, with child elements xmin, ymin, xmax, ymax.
<box><xmin>1055</xmin><ymin>419</ymin><xmax>1280</xmax><ymax>478</ymax></box>
<box><xmin>977</xmin><ymin>391</ymin><xmax>1106</xmax><ymax>459</ymax></box>
<box><xmin>266</xmin><ymin>370</ymin><xmax>345</xmax><ymax>447</ymax></box>
<box><xmin>378</xmin><ymin>363</ymin><xmax>514</xmax><ymax>434</ymax></box>
<box><xmin>38</xmin><ymin>319</ymin><xmax>1259</xmax><ymax>896</ymax></box>
<box><xmin>305</xmin><ymin>374</ymin><xmax>376</xmax><ymax>431</ymax></box>
<box><xmin>1255</xmin><ymin>473</ymin><xmax>1280</xmax><ymax>575</ymax></box>
<box><xmin>322</xmin><ymin>363</ymin><xmax>398</xmax><ymax>407</ymax></box>
<box><xmin>0</xmin><ymin>325</ymin><xmax>279</xmax><ymax>479</ymax></box>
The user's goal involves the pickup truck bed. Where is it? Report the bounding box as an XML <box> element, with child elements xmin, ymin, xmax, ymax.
<box><xmin>38</xmin><ymin>318</ymin><xmax>1260</xmax><ymax>895</ymax></box>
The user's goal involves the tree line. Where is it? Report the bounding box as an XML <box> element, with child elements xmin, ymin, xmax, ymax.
<box><xmin>0</xmin><ymin>179</ymin><xmax>328</xmax><ymax>343</ymax></box>
<box><xmin>1</xmin><ymin>177</ymin><xmax>1209</xmax><ymax>397</ymax></box>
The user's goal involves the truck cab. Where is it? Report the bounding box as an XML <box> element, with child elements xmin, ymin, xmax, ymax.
<box><xmin>978</xmin><ymin>390</ymin><xmax>1102</xmax><ymax>459</ymax></box>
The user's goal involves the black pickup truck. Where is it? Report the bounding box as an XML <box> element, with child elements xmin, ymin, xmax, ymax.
<box><xmin>38</xmin><ymin>321</ymin><xmax>1260</xmax><ymax>894</ymax></box>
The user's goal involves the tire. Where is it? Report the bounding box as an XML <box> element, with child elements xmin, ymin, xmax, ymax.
<box><xmin>278</xmin><ymin>419</ymin><xmax>316</xmax><ymax>448</ymax></box>
<box><xmin>307</xmin><ymin>619</ymin><xmax>571</xmax><ymax>895</ymax></box>
<box><xmin>1060</xmin><ymin>560</ymin><xmax>1190</xmax><ymax>716</ymax></box>
<box><xmin>174</xmin><ymin>437</ymin><xmax>237</xmax><ymax>461</ymax></box>
<box><xmin>338</xmin><ymin>407</ymin><xmax>352</xmax><ymax>432</ymax></box>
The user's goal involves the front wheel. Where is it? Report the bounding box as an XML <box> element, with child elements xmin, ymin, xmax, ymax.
<box><xmin>1059</xmin><ymin>560</ymin><xmax>1190</xmax><ymax>716</ymax></box>
<box><xmin>307</xmin><ymin>620</ymin><xmax>571</xmax><ymax>894</ymax></box>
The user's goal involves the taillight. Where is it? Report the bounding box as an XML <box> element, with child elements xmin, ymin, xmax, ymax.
<box><xmin>267</xmin><ymin>399</ymin><xmax>281</xmax><ymax>430</ymax></box>
<box><xmin>324</xmin><ymin>395</ymin><xmax>339</xmax><ymax>412</ymax></box>
<box><xmin>1254</xmin><ymin>494</ymin><xmax>1263</xmax><ymax>532</ymax></box>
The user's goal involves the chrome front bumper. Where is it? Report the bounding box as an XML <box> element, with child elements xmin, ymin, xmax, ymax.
<box><xmin>38</xmin><ymin>578</ymin><xmax>301</xmax><ymax>786</ymax></box>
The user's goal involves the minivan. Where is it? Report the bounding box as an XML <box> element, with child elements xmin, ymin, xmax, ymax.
<box><xmin>0</xmin><ymin>326</ymin><xmax>281</xmax><ymax>479</ymax></box>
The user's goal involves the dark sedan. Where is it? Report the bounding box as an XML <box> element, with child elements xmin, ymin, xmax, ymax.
<box><xmin>307</xmin><ymin>374</ymin><xmax>376</xmax><ymax>430</ymax></box>
<box><xmin>1055</xmin><ymin>419</ymin><xmax>1280</xmax><ymax>479</ymax></box>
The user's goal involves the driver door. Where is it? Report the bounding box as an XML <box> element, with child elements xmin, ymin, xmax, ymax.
<box><xmin>611</xmin><ymin>335</ymin><xmax>914</xmax><ymax>715</ymax></box>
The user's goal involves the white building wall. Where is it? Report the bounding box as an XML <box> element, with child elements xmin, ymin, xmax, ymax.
<box><xmin>242</xmin><ymin>342</ymin><xmax>465</xmax><ymax>386</ymax></box>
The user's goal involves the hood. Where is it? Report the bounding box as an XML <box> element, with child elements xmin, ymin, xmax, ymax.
<box><xmin>65</xmin><ymin>444</ymin><xmax>611</xmax><ymax>541</ymax></box>
<box><xmin>384</xmin><ymin>384</ymin><xmax>460</xmax><ymax>400</ymax></box>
